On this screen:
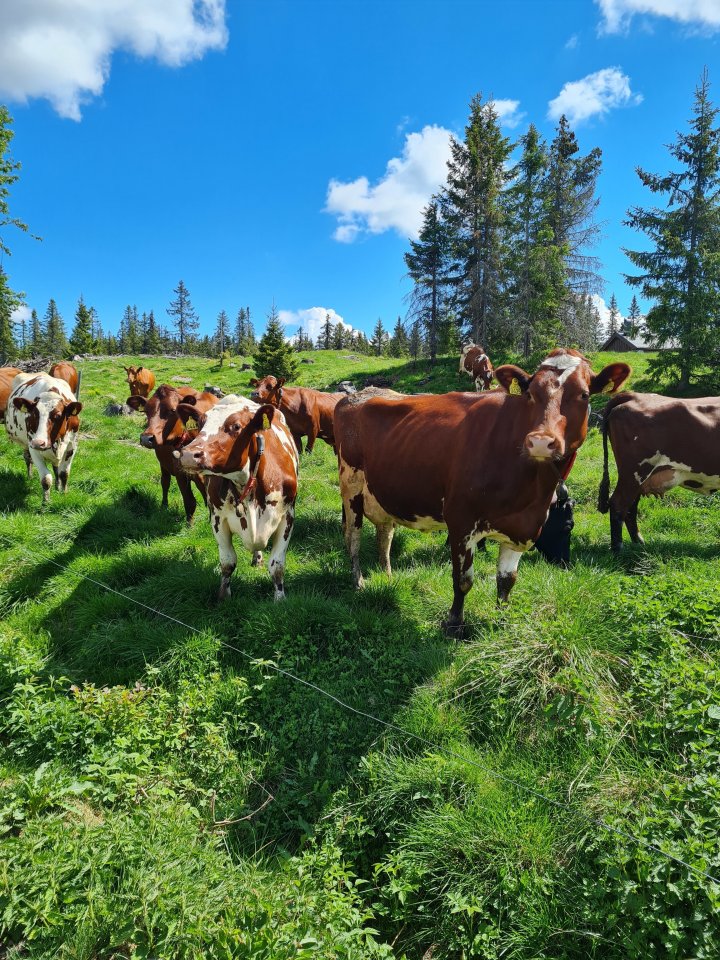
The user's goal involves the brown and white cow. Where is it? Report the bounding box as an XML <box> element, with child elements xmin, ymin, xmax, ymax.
<box><xmin>49</xmin><ymin>361</ymin><xmax>80</xmax><ymax>395</ymax></box>
<box><xmin>336</xmin><ymin>349</ymin><xmax>630</xmax><ymax>633</ymax></box>
<box><xmin>598</xmin><ymin>391</ymin><xmax>720</xmax><ymax>551</ymax></box>
<box><xmin>176</xmin><ymin>395</ymin><xmax>299</xmax><ymax>600</ymax></box>
<box><xmin>459</xmin><ymin>343</ymin><xmax>494</xmax><ymax>392</ymax></box>
<box><xmin>0</xmin><ymin>367</ymin><xmax>22</xmax><ymax>420</ymax></box>
<box><xmin>249</xmin><ymin>375</ymin><xmax>343</xmax><ymax>453</ymax></box>
<box><xmin>124</xmin><ymin>365</ymin><xmax>156</xmax><ymax>398</ymax></box>
<box><xmin>126</xmin><ymin>385</ymin><xmax>219</xmax><ymax>523</ymax></box>
<box><xmin>6</xmin><ymin>373</ymin><xmax>82</xmax><ymax>503</ymax></box>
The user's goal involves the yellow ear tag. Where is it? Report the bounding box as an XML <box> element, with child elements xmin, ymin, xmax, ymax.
<box><xmin>601</xmin><ymin>381</ymin><xmax>615</xmax><ymax>395</ymax></box>
<box><xmin>262</xmin><ymin>414</ymin><xmax>270</xmax><ymax>430</ymax></box>
<box><xmin>509</xmin><ymin>378</ymin><xmax>522</xmax><ymax>396</ymax></box>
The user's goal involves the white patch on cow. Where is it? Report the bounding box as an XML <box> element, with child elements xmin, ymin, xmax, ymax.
<box><xmin>497</xmin><ymin>543</ymin><xmax>523</xmax><ymax>575</ymax></box>
<box><xmin>540</xmin><ymin>353</ymin><xmax>581</xmax><ymax>386</ymax></box>
<box><xmin>634</xmin><ymin>452</ymin><xmax>720</xmax><ymax>496</ymax></box>
<box><xmin>482</xmin><ymin>526</ymin><xmax>534</xmax><ymax>553</ymax></box>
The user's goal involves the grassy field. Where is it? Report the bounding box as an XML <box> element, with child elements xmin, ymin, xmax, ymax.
<box><xmin>1</xmin><ymin>350</ymin><xmax>719</xmax><ymax>959</ymax></box>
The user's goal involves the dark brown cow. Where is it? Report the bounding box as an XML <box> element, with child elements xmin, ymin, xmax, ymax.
<box><xmin>124</xmin><ymin>365</ymin><xmax>156</xmax><ymax>398</ymax></box>
<box><xmin>49</xmin><ymin>361</ymin><xmax>79</xmax><ymax>395</ymax></box>
<box><xmin>598</xmin><ymin>391</ymin><xmax>720</xmax><ymax>551</ymax></box>
<box><xmin>176</xmin><ymin>396</ymin><xmax>299</xmax><ymax>600</ymax></box>
<box><xmin>0</xmin><ymin>367</ymin><xmax>22</xmax><ymax>419</ymax></box>
<box><xmin>336</xmin><ymin>349</ymin><xmax>630</xmax><ymax>633</ymax></box>
<box><xmin>459</xmin><ymin>343</ymin><xmax>494</xmax><ymax>392</ymax></box>
<box><xmin>249</xmin><ymin>375</ymin><xmax>344</xmax><ymax>452</ymax></box>
<box><xmin>126</xmin><ymin>384</ymin><xmax>219</xmax><ymax>523</ymax></box>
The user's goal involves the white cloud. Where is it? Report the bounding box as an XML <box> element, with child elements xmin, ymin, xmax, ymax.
<box><xmin>548</xmin><ymin>67</ymin><xmax>642</xmax><ymax>125</ymax></box>
<box><xmin>597</xmin><ymin>0</ymin><xmax>720</xmax><ymax>33</ymax></box>
<box><xmin>490</xmin><ymin>98</ymin><xmax>525</xmax><ymax>128</ymax></box>
<box><xmin>565</xmin><ymin>34</ymin><xmax>579</xmax><ymax>49</ymax></box>
<box><xmin>11</xmin><ymin>304</ymin><xmax>31</xmax><ymax>327</ymax></box>
<box><xmin>278</xmin><ymin>307</ymin><xmax>353</xmax><ymax>344</ymax></box>
<box><xmin>325</xmin><ymin>124</ymin><xmax>453</xmax><ymax>242</ymax></box>
<box><xmin>592</xmin><ymin>294</ymin><xmax>627</xmax><ymax>336</ymax></box>
<box><xmin>0</xmin><ymin>0</ymin><xmax>228</xmax><ymax>120</ymax></box>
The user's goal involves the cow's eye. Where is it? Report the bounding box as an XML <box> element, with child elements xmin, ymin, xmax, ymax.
<box><xmin>580</xmin><ymin>391</ymin><xmax>590</xmax><ymax>401</ymax></box>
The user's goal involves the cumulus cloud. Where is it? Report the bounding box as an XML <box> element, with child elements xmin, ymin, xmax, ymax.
<box><xmin>592</xmin><ymin>294</ymin><xmax>628</xmax><ymax>336</ymax></box>
<box><xmin>325</xmin><ymin>124</ymin><xmax>453</xmax><ymax>242</ymax></box>
<box><xmin>490</xmin><ymin>98</ymin><xmax>525</xmax><ymax>128</ymax></box>
<box><xmin>10</xmin><ymin>304</ymin><xmax>32</xmax><ymax>327</ymax></box>
<box><xmin>597</xmin><ymin>0</ymin><xmax>720</xmax><ymax>33</ymax></box>
<box><xmin>278</xmin><ymin>307</ymin><xmax>352</xmax><ymax>344</ymax></box>
<box><xmin>548</xmin><ymin>67</ymin><xmax>642</xmax><ymax>125</ymax></box>
<box><xmin>0</xmin><ymin>0</ymin><xmax>228</xmax><ymax>120</ymax></box>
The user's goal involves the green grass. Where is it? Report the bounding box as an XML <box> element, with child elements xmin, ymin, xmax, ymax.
<box><xmin>1</xmin><ymin>350</ymin><xmax>719</xmax><ymax>958</ymax></box>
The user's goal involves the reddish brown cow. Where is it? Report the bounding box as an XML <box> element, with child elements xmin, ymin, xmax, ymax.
<box><xmin>126</xmin><ymin>384</ymin><xmax>219</xmax><ymax>523</ymax></box>
<box><xmin>49</xmin><ymin>361</ymin><xmax>79</xmax><ymax>395</ymax></box>
<box><xmin>336</xmin><ymin>349</ymin><xmax>630</xmax><ymax>633</ymax></box>
<box><xmin>249</xmin><ymin>375</ymin><xmax>344</xmax><ymax>452</ymax></box>
<box><xmin>599</xmin><ymin>391</ymin><xmax>720</xmax><ymax>552</ymax></box>
<box><xmin>459</xmin><ymin>343</ymin><xmax>494</xmax><ymax>392</ymax></box>
<box><xmin>124</xmin><ymin>365</ymin><xmax>156</xmax><ymax>398</ymax></box>
<box><xmin>0</xmin><ymin>367</ymin><xmax>22</xmax><ymax>419</ymax></box>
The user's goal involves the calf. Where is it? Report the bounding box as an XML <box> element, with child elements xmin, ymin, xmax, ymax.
<box><xmin>0</xmin><ymin>367</ymin><xmax>22</xmax><ymax>419</ymax></box>
<box><xmin>335</xmin><ymin>350</ymin><xmax>630</xmax><ymax>633</ymax></box>
<box><xmin>126</xmin><ymin>385</ymin><xmax>219</xmax><ymax>523</ymax></box>
<box><xmin>124</xmin><ymin>365</ymin><xmax>156</xmax><ymax>398</ymax></box>
<box><xmin>459</xmin><ymin>343</ymin><xmax>494</xmax><ymax>392</ymax></box>
<box><xmin>176</xmin><ymin>395</ymin><xmax>298</xmax><ymax>600</ymax></box>
<box><xmin>598</xmin><ymin>392</ymin><xmax>720</xmax><ymax>551</ymax></box>
<box><xmin>49</xmin><ymin>361</ymin><xmax>79</xmax><ymax>395</ymax></box>
<box><xmin>6</xmin><ymin>373</ymin><xmax>82</xmax><ymax>503</ymax></box>
<box><xmin>249</xmin><ymin>375</ymin><xmax>343</xmax><ymax>452</ymax></box>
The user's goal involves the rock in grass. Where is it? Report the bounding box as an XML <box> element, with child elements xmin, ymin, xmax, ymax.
<box><xmin>171</xmin><ymin>376</ymin><xmax>193</xmax><ymax>383</ymax></box>
<box><xmin>104</xmin><ymin>403</ymin><xmax>134</xmax><ymax>416</ymax></box>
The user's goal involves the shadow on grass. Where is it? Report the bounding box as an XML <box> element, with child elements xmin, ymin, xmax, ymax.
<box><xmin>0</xmin><ymin>463</ymin><xmax>33</xmax><ymax>512</ymax></box>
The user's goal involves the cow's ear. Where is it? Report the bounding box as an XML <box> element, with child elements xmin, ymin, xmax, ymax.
<box><xmin>137</xmin><ymin>366</ymin><xmax>144</xmax><ymax>373</ymax></box>
<box><xmin>276</xmin><ymin>378</ymin><xmax>286</xmax><ymax>388</ymax></box>
<box><xmin>64</xmin><ymin>401</ymin><xmax>82</xmax><ymax>417</ymax></box>
<box><xmin>251</xmin><ymin>404</ymin><xmax>276</xmax><ymax>431</ymax></box>
<box><xmin>590</xmin><ymin>363</ymin><xmax>631</xmax><ymax>396</ymax></box>
<box><xmin>177</xmin><ymin>402</ymin><xmax>204</xmax><ymax>425</ymax></box>
<box><xmin>249</xmin><ymin>378</ymin><xmax>260</xmax><ymax>387</ymax></box>
<box><xmin>494</xmin><ymin>365</ymin><xmax>532</xmax><ymax>395</ymax></box>
<box><xmin>126</xmin><ymin>395</ymin><xmax>146</xmax><ymax>411</ymax></box>
<box><xmin>181</xmin><ymin>394</ymin><xmax>198</xmax><ymax>405</ymax></box>
<box><xmin>122</xmin><ymin>366</ymin><xmax>130</xmax><ymax>374</ymax></box>
<box><xmin>13</xmin><ymin>397</ymin><xmax>36</xmax><ymax>413</ymax></box>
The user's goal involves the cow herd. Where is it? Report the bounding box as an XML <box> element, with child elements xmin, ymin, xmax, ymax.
<box><xmin>1</xmin><ymin>345</ymin><xmax>719</xmax><ymax>634</ymax></box>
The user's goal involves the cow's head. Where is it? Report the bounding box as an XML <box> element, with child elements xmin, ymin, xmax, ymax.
<box><xmin>494</xmin><ymin>349</ymin><xmax>630</xmax><ymax>462</ymax></box>
<box><xmin>13</xmin><ymin>394</ymin><xmax>82</xmax><ymax>450</ymax></box>
<box><xmin>473</xmin><ymin>351</ymin><xmax>494</xmax><ymax>390</ymax></box>
<box><xmin>249</xmin><ymin>376</ymin><xmax>286</xmax><ymax>406</ymax></box>
<box><xmin>124</xmin><ymin>365</ymin><xmax>146</xmax><ymax>395</ymax></box>
<box><xmin>127</xmin><ymin>384</ymin><xmax>199</xmax><ymax>449</ymax></box>
<box><xmin>177</xmin><ymin>404</ymin><xmax>276</xmax><ymax>478</ymax></box>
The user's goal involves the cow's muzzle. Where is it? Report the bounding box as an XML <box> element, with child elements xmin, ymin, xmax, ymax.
<box><xmin>525</xmin><ymin>432</ymin><xmax>563</xmax><ymax>460</ymax></box>
<box><xmin>250</xmin><ymin>391</ymin><xmax>260</xmax><ymax>402</ymax></box>
<box><xmin>175</xmin><ymin>448</ymin><xmax>203</xmax><ymax>472</ymax></box>
<box><xmin>30</xmin><ymin>438</ymin><xmax>50</xmax><ymax>450</ymax></box>
<box><xmin>140</xmin><ymin>434</ymin><xmax>156</xmax><ymax>449</ymax></box>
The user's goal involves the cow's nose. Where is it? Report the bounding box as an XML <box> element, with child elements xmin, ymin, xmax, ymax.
<box><xmin>525</xmin><ymin>433</ymin><xmax>559</xmax><ymax>459</ymax></box>
<box><xmin>250</xmin><ymin>392</ymin><xmax>260</xmax><ymax>402</ymax></box>
<box><xmin>140</xmin><ymin>434</ymin><xmax>155</xmax><ymax>449</ymax></box>
<box><xmin>30</xmin><ymin>438</ymin><xmax>49</xmax><ymax>450</ymax></box>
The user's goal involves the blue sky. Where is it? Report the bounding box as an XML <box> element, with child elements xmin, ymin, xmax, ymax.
<box><xmin>1</xmin><ymin>0</ymin><xmax>719</xmax><ymax>343</ymax></box>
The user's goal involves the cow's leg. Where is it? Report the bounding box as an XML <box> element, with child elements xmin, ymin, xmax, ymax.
<box><xmin>340</xmin><ymin>464</ymin><xmax>365</xmax><ymax>589</ymax></box>
<box><xmin>160</xmin><ymin>467</ymin><xmax>172</xmax><ymax>509</ymax></box>
<box><xmin>624</xmin><ymin>495</ymin><xmax>644</xmax><ymax>545</ymax></box>
<box><xmin>497</xmin><ymin>543</ymin><xmax>523</xmax><ymax>603</ymax></box>
<box><xmin>57</xmin><ymin>444</ymin><xmax>77</xmax><ymax>493</ymax></box>
<box><xmin>194</xmin><ymin>473</ymin><xmax>208</xmax><ymax>505</ymax></box>
<box><xmin>268</xmin><ymin>503</ymin><xmax>295</xmax><ymax>601</ymax></box>
<box><xmin>376</xmin><ymin>522</ymin><xmax>395</xmax><ymax>577</ymax></box>
<box><xmin>52</xmin><ymin>464</ymin><xmax>59</xmax><ymax>489</ymax></box>
<box><xmin>292</xmin><ymin>432</ymin><xmax>304</xmax><ymax>454</ymax></box>
<box><xmin>608</xmin><ymin>479</ymin><xmax>639</xmax><ymax>553</ymax></box>
<box><xmin>213</xmin><ymin>514</ymin><xmax>237</xmax><ymax>601</ymax></box>
<box><xmin>176</xmin><ymin>472</ymin><xmax>197</xmax><ymax>524</ymax></box>
<box><xmin>23</xmin><ymin>449</ymin><xmax>32</xmax><ymax>478</ymax></box>
<box><xmin>29</xmin><ymin>450</ymin><xmax>53</xmax><ymax>504</ymax></box>
<box><xmin>444</xmin><ymin>532</ymin><xmax>475</xmax><ymax>637</ymax></box>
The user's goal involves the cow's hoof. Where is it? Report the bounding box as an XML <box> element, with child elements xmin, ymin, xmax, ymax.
<box><xmin>442</xmin><ymin>618</ymin><xmax>466</xmax><ymax>640</ymax></box>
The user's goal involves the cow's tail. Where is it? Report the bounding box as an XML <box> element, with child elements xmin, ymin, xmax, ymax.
<box><xmin>597</xmin><ymin>393</ymin><xmax>633</xmax><ymax>514</ymax></box>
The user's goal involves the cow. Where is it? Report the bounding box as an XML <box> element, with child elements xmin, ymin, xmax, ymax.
<box><xmin>0</xmin><ymin>367</ymin><xmax>22</xmax><ymax>420</ymax></box>
<box><xmin>5</xmin><ymin>373</ymin><xmax>82</xmax><ymax>503</ymax></box>
<box><xmin>126</xmin><ymin>385</ymin><xmax>219</xmax><ymax>523</ymax></box>
<box><xmin>598</xmin><ymin>391</ymin><xmax>720</xmax><ymax>552</ymax></box>
<box><xmin>49</xmin><ymin>361</ymin><xmax>79</xmax><ymax>395</ymax></box>
<box><xmin>459</xmin><ymin>343</ymin><xmax>494</xmax><ymax>392</ymax></box>
<box><xmin>176</xmin><ymin>395</ymin><xmax>299</xmax><ymax>601</ymax></box>
<box><xmin>335</xmin><ymin>350</ymin><xmax>631</xmax><ymax>634</ymax></box>
<box><xmin>124</xmin><ymin>365</ymin><xmax>156</xmax><ymax>398</ymax></box>
<box><xmin>249</xmin><ymin>375</ymin><xmax>344</xmax><ymax>452</ymax></box>
<box><xmin>534</xmin><ymin>481</ymin><xmax>575</xmax><ymax>567</ymax></box>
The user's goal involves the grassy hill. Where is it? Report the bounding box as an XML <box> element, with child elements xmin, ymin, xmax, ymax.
<box><xmin>1</xmin><ymin>350</ymin><xmax>719</xmax><ymax>959</ymax></box>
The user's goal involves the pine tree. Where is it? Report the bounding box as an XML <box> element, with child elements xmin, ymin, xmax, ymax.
<box><xmin>441</xmin><ymin>94</ymin><xmax>513</xmax><ymax>347</ymax></box>
<box><xmin>625</xmin><ymin>69</ymin><xmax>720</xmax><ymax>388</ymax></box>
<box><xmin>0</xmin><ymin>270</ymin><xmax>19</xmax><ymax>362</ymax></box>
<box><xmin>69</xmin><ymin>295</ymin><xmax>94</xmax><ymax>354</ymax></box>
<box><xmin>317</xmin><ymin>312</ymin><xmax>334</xmax><ymax>350</ymax></box>
<box><xmin>253</xmin><ymin>303</ymin><xmax>299</xmax><ymax>381</ymax></box>
<box><xmin>166</xmin><ymin>280</ymin><xmax>199</xmax><ymax>353</ymax></box>
<box><xmin>608</xmin><ymin>293</ymin><xmax>620</xmax><ymax>336</ymax></box>
<box><xmin>16</xmin><ymin>306</ymin><xmax>28</xmax><ymax>356</ymax></box>
<box><xmin>142</xmin><ymin>310</ymin><xmax>160</xmax><ymax>354</ymax></box>
<box><xmin>408</xmin><ymin>318</ymin><xmax>424</xmax><ymax>364</ymax></box>
<box><xmin>332</xmin><ymin>322</ymin><xmax>347</xmax><ymax>350</ymax></box>
<box><xmin>624</xmin><ymin>295</ymin><xmax>642</xmax><ymax>336</ymax></box>
<box><xmin>30</xmin><ymin>308</ymin><xmax>43</xmax><ymax>355</ymax></box>
<box><xmin>370</xmin><ymin>317</ymin><xmax>387</xmax><ymax>356</ymax></box>
<box><xmin>405</xmin><ymin>200</ymin><xmax>451</xmax><ymax>364</ymax></box>
<box><xmin>44</xmin><ymin>299</ymin><xmax>68</xmax><ymax>357</ymax></box>
<box><xmin>234</xmin><ymin>307</ymin><xmax>247</xmax><ymax>354</ymax></box>
<box><xmin>388</xmin><ymin>316</ymin><xmax>409</xmax><ymax>357</ymax></box>
<box><xmin>245</xmin><ymin>307</ymin><xmax>256</xmax><ymax>352</ymax></box>
<box><xmin>213</xmin><ymin>309</ymin><xmax>229</xmax><ymax>355</ymax></box>
<box><xmin>89</xmin><ymin>307</ymin><xmax>103</xmax><ymax>352</ymax></box>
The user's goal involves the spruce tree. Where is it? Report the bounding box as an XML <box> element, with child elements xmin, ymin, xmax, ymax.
<box><xmin>405</xmin><ymin>200</ymin><xmax>450</xmax><ymax>363</ymax></box>
<box><xmin>253</xmin><ymin>303</ymin><xmax>299</xmax><ymax>381</ymax></box>
<box><xmin>388</xmin><ymin>316</ymin><xmax>409</xmax><ymax>357</ymax></box>
<box><xmin>624</xmin><ymin>295</ymin><xmax>642</xmax><ymax>336</ymax></box>
<box><xmin>44</xmin><ymin>299</ymin><xmax>68</xmax><ymax>357</ymax></box>
<box><xmin>317</xmin><ymin>312</ymin><xmax>334</xmax><ymax>350</ymax></box>
<box><xmin>332</xmin><ymin>322</ymin><xmax>346</xmax><ymax>350</ymax></box>
<box><xmin>625</xmin><ymin>69</ymin><xmax>720</xmax><ymax>388</ymax></box>
<box><xmin>245</xmin><ymin>307</ymin><xmax>256</xmax><ymax>352</ymax></box>
<box><xmin>213</xmin><ymin>309</ymin><xmax>229</xmax><ymax>355</ymax></box>
<box><xmin>69</xmin><ymin>295</ymin><xmax>94</xmax><ymax>354</ymax></box>
<box><xmin>0</xmin><ymin>270</ymin><xmax>19</xmax><ymax>362</ymax></box>
<box><xmin>441</xmin><ymin>94</ymin><xmax>513</xmax><ymax>347</ymax></box>
<box><xmin>141</xmin><ymin>310</ymin><xmax>159</xmax><ymax>354</ymax></box>
<box><xmin>0</xmin><ymin>107</ymin><xmax>34</xmax><ymax>349</ymax></box>
<box><xmin>370</xmin><ymin>317</ymin><xmax>387</xmax><ymax>356</ymax></box>
<box><xmin>30</xmin><ymin>308</ymin><xmax>43</xmax><ymax>355</ymax></box>
<box><xmin>234</xmin><ymin>307</ymin><xmax>247</xmax><ymax>353</ymax></box>
<box><xmin>166</xmin><ymin>280</ymin><xmax>199</xmax><ymax>353</ymax></box>
<box><xmin>408</xmin><ymin>318</ymin><xmax>424</xmax><ymax>364</ymax></box>
<box><xmin>608</xmin><ymin>293</ymin><xmax>620</xmax><ymax>336</ymax></box>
